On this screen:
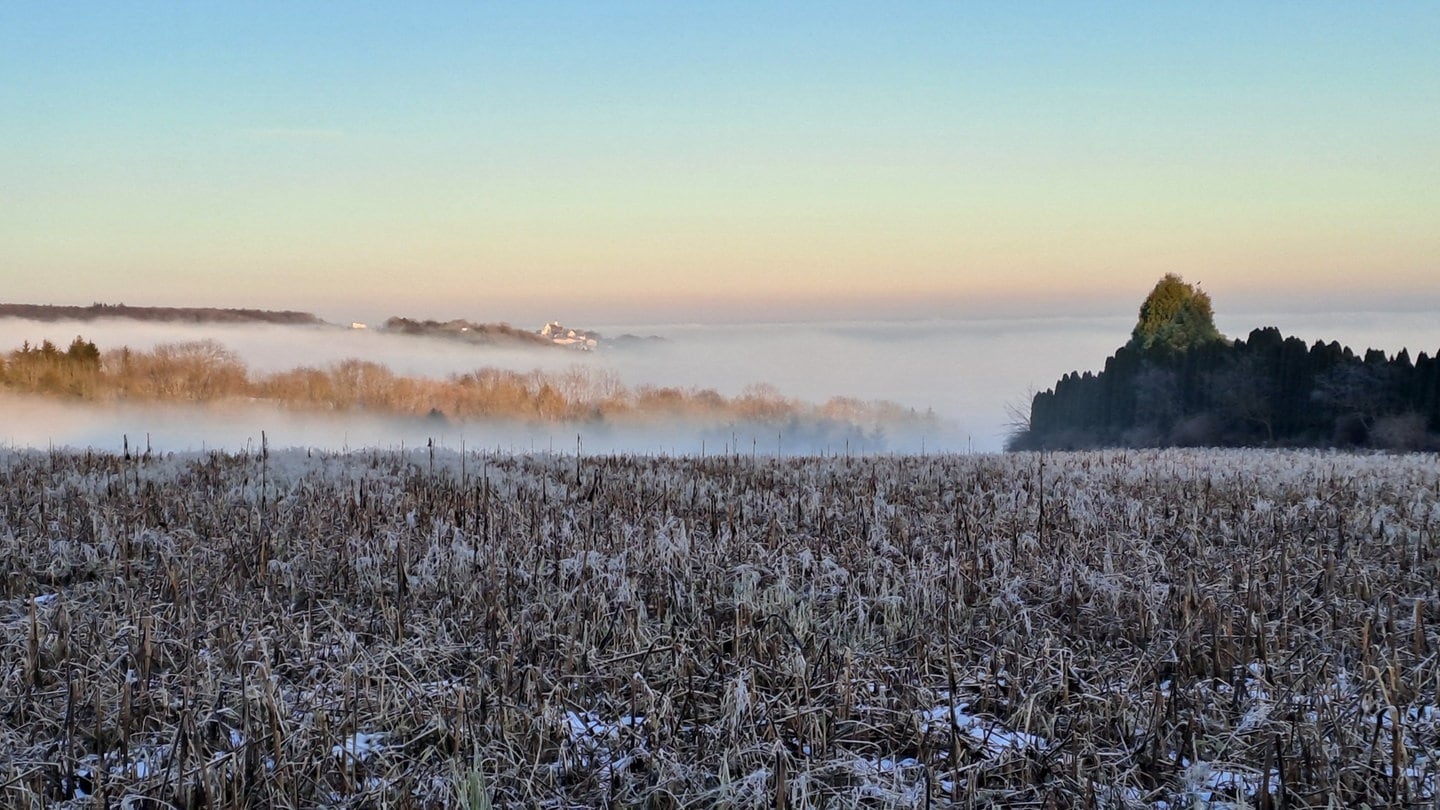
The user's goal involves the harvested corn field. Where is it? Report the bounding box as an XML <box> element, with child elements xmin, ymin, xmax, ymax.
<box><xmin>2</xmin><ymin>448</ymin><xmax>1438</xmax><ymax>808</ymax></box>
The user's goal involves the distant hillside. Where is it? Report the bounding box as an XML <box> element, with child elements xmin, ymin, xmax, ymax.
<box><xmin>0</xmin><ymin>303</ymin><xmax>323</xmax><ymax>326</ymax></box>
<box><xmin>381</xmin><ymin>317</ymin><xmax>556</xmax><ymax>347</ymax></box>
<box><xmin>382</xmin><ymin>317</ymin><xmax>616</xmax><ymax>350</ymax></box>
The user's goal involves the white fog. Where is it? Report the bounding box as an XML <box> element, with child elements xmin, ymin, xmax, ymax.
<box><xmin>0</xmin><ymin>311</ymin><xmax>1434</xmax><ymax>455</ymax></box>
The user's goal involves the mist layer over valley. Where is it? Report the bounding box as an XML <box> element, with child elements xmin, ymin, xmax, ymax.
<box><xmin>1</xmin><ymin>311</ymin><xmax>1432</xmax><ymax>454</ymax></box>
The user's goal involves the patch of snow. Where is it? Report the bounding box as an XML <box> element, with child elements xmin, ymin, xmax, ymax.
<box><xmin>560</xmin><ymin>710</ymin><xmax>647</xmax><ymax>780</ymax></box>
<box><xmin>332</xmin><ymin>731</ymin><xmax>388</xmax><ymax>762</ymax></box>
<box><xmin>564</xmin><ymin>710</ymin><xmax>643</xmax><ymax>743</ymax></box>
<box><xmin>1179</xmin><ymin>760</ymin><xmax>1279</xmax><ymax>807</ymax></box>
<box><xmin>919</xmin><ymin>701</ymin><xmax>1046</xmax><ymax>755</ymax></box>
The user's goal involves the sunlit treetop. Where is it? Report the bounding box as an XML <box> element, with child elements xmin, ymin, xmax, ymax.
<box><xmin>1131</xmin><ymin>274</ymin><xmax>1224</xmax><ymax>354</ymax></box>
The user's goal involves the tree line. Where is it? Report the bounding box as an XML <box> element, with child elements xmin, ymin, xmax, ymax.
<box><xmin>1012</xmin><ymin>276</ymin><xmax>1440</xmax><ymax>451</ymax></box>
<box><xmin>0</xmin><ymin>302</ymin><xmax>322</xmax><ymax>325</ymax></box>
<box><xmin>0</xmin><ymin>336</ymin><xmax>933</xmax><ymax>443</ymax></box>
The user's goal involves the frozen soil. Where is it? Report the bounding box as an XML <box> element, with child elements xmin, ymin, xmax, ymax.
<box><xmin>2</xmin><ymin>447</ymin><xmax>1437</xmax><ymax>807</ymax></box>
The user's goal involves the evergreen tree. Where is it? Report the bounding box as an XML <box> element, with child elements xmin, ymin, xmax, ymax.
<box><xmin>1131</xmin><ymin>274</ymin><xmax>1223</xmax><ymax>354</ymax></box>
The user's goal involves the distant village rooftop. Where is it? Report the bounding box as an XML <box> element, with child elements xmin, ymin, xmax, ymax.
<box><xmin>541</xmin><ymin>321</ymin><xmax>598</xmax><ymax>350</ymax></box>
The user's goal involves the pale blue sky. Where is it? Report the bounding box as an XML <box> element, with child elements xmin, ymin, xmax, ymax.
<box><xmin>2</xmin><ymin>2</ymin><xmax>1437</xmax><ymax>324</ymax></box>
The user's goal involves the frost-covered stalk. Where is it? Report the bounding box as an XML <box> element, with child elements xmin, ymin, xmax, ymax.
<box><xmin>0</xmin><ymin>447</ymin><xmax>1437</xmax><ymax>807</ymax></box>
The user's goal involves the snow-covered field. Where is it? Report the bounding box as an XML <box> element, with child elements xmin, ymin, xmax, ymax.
<box><xmin>2</xmin><ymin>448</ymin><xmax>1437</xmax><ymax>807</ymax></box>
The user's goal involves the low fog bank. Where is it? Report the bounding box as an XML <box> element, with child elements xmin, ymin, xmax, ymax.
<box><xmin>0</xmin><ymin>315</ymin><xmax>1114</xmax><ymax>452</ymax></box>
<box><xmin>0</xmin><ymin>318</ymin><xmax>582</xmax><ymax>378</ymax></box>
<box><xmin>591</xmin><ymin>317</ymin><xmax>1139</xmax><ymax>451</ymax></box>
<box><xmin>590</xmin><ymin>311</ymin><xmax>1438</xmax><ymax>449</ymax></box>
<box><xmin>0</xmin><ymin>395</ymin><xmax>950</xmax><ymax>457</ymax></box>
<box><xmin>4</xmin><ymin>311</ymin><xmax>1430</xmax><ymax>454</ymax></box>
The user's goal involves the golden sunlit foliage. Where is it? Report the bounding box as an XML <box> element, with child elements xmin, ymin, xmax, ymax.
<box><xmin>0</xmin><ymin>337</ymin><xmax>933</xmax><ymax>436</ymax></box>
<box><xmin>1130</xmin><ymin>273</ymin><xmax>1223</xmax><ymax>354</ymax></box>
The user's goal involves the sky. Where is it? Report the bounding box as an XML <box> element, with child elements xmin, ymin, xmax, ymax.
<box><xmin>2</xmin><ymin>2</ymin><xmax>1438</xmax><ymax>326</ymax></box>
